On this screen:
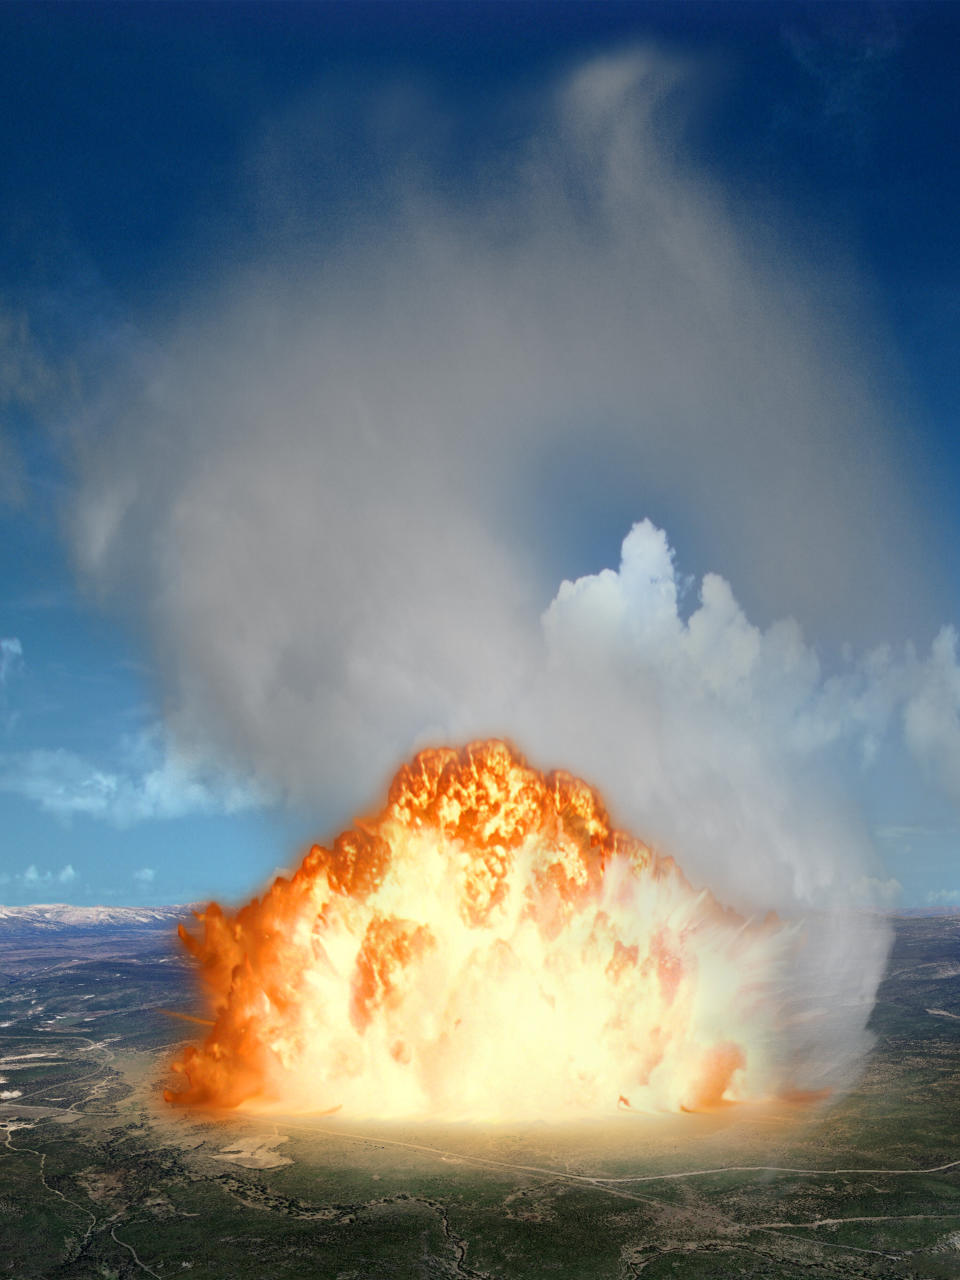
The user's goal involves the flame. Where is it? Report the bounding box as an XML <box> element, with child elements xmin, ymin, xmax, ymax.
<box><xmin>166</xmin><ymin>741</ymin><xmax>785</xmax><ymax>1119</ymax></box>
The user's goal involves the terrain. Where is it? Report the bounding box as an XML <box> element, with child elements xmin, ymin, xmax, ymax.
<box><xmin>0</xmin><ymin>906</ymin><xmax>958</xmax><ymax>1278</ymax></box>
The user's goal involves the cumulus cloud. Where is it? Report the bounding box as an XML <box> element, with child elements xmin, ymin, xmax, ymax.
<box><xmin>518</xmin><ymin>522</ymin><xmax>873</xmax><ymax>912</ymax></box>
<box><xmin>0</xmin><ymin>862</ymin><xmax>79</xmax><ymax>891</ymax></box>
<box><xmin>514</xmin><ymin>521</ymin><xmax>960</xmax><ymax>915</ymax></box>
<box><xmin>0</xmin><ymin>725</ymin><xmax>264</xmax><ymax>827</ymax></box>
<box><xmin>133</xmin><ymin>867</ymin><xmax>155</xmax><ymax>884</ymax></box>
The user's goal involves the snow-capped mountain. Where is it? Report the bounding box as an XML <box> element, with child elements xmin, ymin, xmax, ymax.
<box><xmin>0</xmin><ymin>903</ymin><xmax>200</xmax><ymax>930</ymax></box>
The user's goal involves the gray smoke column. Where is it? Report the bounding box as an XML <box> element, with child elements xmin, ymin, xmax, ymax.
<box><xmin>71</xmin><ymin>50</ymin><xmax>918</xmax><ymax>1089</ymax></box>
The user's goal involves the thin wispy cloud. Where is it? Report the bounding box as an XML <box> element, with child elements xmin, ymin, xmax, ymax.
<box><xmin>0</xmin><ymin>298</ymin><xmax>59</xmax><ymax>508</ymax></box>
<box><xmin>926</xmin><ymin>888</ymin><xmax>960</xmax><ymax>906</ymax></box>
<box><xmin>0</xmin><ymin>636</ymin><xmax>23</xmax><ymax>733</ymax></box>
<box><xmin>0</xmin><ymin>637</ymin><xmax>22</xmax><ymax>687</ymax></box>
<box><xmin>0</xmin><ymin>726</ymin><xmax>265</xmax><ymax>827</ymax></box>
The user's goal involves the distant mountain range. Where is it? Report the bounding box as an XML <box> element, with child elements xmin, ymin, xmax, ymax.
<box><xmin>0</xmin><ymin>902</ymin><xmax>955</xmax><ymax>934</ymax></box>
<box><xmin>0</xmin><ymin>903</ymin><xmax>200</xmax><ymax>930</ymax></box>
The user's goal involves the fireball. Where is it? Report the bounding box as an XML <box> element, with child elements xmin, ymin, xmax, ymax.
<box><xmin>167</xmin><ymin>740</ymin><xmax>784</xmax><ymax>1119</ymax></box>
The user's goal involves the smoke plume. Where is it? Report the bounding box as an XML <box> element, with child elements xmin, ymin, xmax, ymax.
<box><xmin>69</xmin><ymin>50</ymin><xmax>941</xmax><ymax>1089</ymax></box>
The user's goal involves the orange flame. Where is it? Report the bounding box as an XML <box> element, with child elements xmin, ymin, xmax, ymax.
<box><xmin>166</xmin><ymin>740</ymin><xmax>783</xmax><ymax>1119</ymax></box>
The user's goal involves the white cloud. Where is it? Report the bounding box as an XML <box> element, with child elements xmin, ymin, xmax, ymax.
<box><xmin>0</xmin><ymin>299</ymin><xmax>64</xmax><ymax>509</ymax></box>
<box><xmin>856</xmin><ymin>877</ymin><xmax>902</xmax><ymax>906</ymax></box>
<box><xmin>510</xmin><ymin>524</ymin><xmax>960</xmax><ymax>910</ymax></box>
<box><xmin>507</xmin><ymin>521</ymin><xmax>898</xmax><ymax>913</ymax></box>
<box><xmin>902</xmin><ymin>627</ymin><xmax>960</xmax><ymax>801</ymax></box>
<box><xmin>4</xmin><ymin>862</ymin><xmax>79</xmax><ymax>893</ymax></box>
<box><xmin>132</xmin><ymin>867</ymin><xmax>155</xmax><ymax>884</ymax></box>
<box><xmin>0</xmin><ymin>725</ymin><xmax>266</xmax><ymax>827</ymax></box>
<box><xmin>927</xmin><ymin>888</ymin><xmax>960</xmax><ymax>906</ymax></box>
<box><xmin>0</xmin><ymin>300</ymin><xmax>58</xmax><ymax>508</ymax></box>
<box><xmin>0</xmin><ymin>637</ymin><xmax>24</xmax><ymax>733</ymax></box>
<box><xmin>0</xmin><ymin>301</ymin><xmax>55</xmax><ymax>408</ymax></box>
<box><xmin>0</xmin><ymin>637</ymin><xmax>22</xmax><ymax>686</ymax></box>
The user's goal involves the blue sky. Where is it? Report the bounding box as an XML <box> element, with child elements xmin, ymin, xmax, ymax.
<box><xmin>1</xmin><ymin>2</ymin><xmax>959</xmax><ymax>910</ymax></box>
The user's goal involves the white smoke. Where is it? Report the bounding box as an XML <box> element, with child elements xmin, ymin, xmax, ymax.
<box><xmin>66</xmin><ymin>50</ymin><xmax>952</xmax><ymax>1088</ymax></box>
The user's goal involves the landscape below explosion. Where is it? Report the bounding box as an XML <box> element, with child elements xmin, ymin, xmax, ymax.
<box><xmin>168</xmin><ymin>740</ymin><xmax>787</xmax><ymax>1119</ymax></box>
<box><xmin>2</xmin><ymin>903</ymin><xmax>958</xmax><ymax>1278</ymax></box>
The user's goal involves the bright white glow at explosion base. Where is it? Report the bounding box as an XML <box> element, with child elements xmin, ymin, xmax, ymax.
<box><xmin>168</xmin><ymin>741</ymin><xmax>797</xmax><ymax>1121</ymax></box>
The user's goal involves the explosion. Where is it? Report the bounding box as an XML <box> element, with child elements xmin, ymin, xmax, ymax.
<box><xmin>167</xmin><ymin>741</ymin><xmax>786</xmax><ymax>1120</ymax></box>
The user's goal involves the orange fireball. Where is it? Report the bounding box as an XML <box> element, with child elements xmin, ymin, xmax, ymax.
<box><xmin>166</xmin><ymin>741</ymin><xmax>782</xmax><ymax>1119</ymax></box>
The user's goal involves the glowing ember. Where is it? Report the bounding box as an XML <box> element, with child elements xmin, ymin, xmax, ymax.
<box><xmin>166</xmin><ymin>741</ymin><xmax>784</xmax><ymax>1119</ymax></box>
